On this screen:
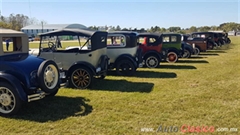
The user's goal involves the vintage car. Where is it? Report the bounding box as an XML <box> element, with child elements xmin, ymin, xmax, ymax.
<box><xmin>223</xmin><ymin>32</ymin><xmax>231</xmax><ymax>44</ymax></box>
<box><xmin>183</xmin><ymin>32</ymin><xmax>218</xmax><ymax>55</ymax></box>
<box><xmin>106</xmin><ymin>31</ymin><xmax>143</xmax><ymax>75</ymax></box>
<box><xmin>0</xmin><ymin>28</ymin><xmax>60</xmax><ymax>116</ymax></box>
<box><xmin>137</xmin><ymin>33</ymin><xmax>164</xmax><ymax>68</ymax></box>
<box><xmin>181</xmin><ymin>41</ymin><xmax>194</xmax><ymax>58</ymax></box>
<box><xmin>162</xmin><ymin>33</ymin><xmax>183</xmax><ymax>63</ymax></box>
<box><xmin>29</xmin><ymin>29</ymin><xmax>109</xmax><ymax>89</ymax></box>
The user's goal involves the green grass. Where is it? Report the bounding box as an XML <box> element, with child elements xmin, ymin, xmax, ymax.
<box><xmin>0</xmin><ymin>36</ymin><xmax>240</xmax><ymax>134</ymax></box>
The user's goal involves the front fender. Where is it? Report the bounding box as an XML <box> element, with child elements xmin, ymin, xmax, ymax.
<box><xmin>0</xmin><ymin>73</ymin><xmax>28</xmax><ymax>102</ymax></box>
<box><xmin>114</xmin><ymin>54</ymin><xmax>137</xmax><ymax>68</ymax></box>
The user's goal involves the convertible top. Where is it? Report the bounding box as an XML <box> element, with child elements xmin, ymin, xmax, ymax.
<box><xmin>39</xmin><ymin>28</ymin><xmax>107</xmax><ymax>37</ymax></box>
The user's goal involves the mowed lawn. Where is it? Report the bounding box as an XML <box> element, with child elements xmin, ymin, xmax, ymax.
<box><xmin>0</xmin><ymin>37</ymin><xmax>240</xmax><ymax>134</ymax></box>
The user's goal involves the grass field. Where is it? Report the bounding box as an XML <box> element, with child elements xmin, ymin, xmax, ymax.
<box><xmin>0</xmin><ymin>36</ymin><xmax>240</xmax><ymax>134</ymax></box>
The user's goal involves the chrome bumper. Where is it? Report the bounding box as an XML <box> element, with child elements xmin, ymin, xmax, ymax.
<box><xmin>28</xmin><ymin>90</ymin><xmax>46</xmax><ymax>102</ymax></box>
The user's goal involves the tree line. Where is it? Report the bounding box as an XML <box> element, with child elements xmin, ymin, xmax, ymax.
<box><xmin>89</xmin><ymin>23</ymin><xmax>240</xmax><ymax>34</ymax></box>
<box><xmin>0</xmin><ymin>11</ymin><xmax>47</xmax><ymax>31</ymax></box>
<box><xmin>0</xmin><ymin>12</ymin><xmax>239</xmax><ymax>34</ymax></box>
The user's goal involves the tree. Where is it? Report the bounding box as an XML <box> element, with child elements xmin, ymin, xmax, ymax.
<box><xmin>189</xmin><ymin>26</ymin><xmax>197</xmax><ymax>33</ymax></box>
<box><xmin>0</xmin><ymin>12</ymin><xmax>47</xmax><ymax>31</ymax></box>
<box><xmin>219</xmin><ymin>22</ymin><xmax>240</xmax><ymax>32</ymax></box>
<box><xmin>116</xmin><ymin>25</ymin><xmax>121</xmax><ymax>31</ymax></box>
<box><xmin>122</xmin><ymin>28</ymin><xmax>129</xmax><ymax>31</ymax></box>
<box><xmin>168</xmin><ymin>27</ymin><xmax>181</xmax><ymax>32</ymax></box>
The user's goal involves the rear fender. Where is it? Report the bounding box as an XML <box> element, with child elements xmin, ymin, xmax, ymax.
<box><xmin>114</xmin><ymin>54</ymin><xmax>137</xmax><ymax>68</ymax></box>
<box><xmin>0</xmin><ymin>73</ymin><xmax>27</xmax><ymax>102</ymax></box>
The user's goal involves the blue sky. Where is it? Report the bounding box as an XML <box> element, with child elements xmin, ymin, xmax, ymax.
<box><xmin>0</xmin><ymin>0</ymin><xmax>239</xmax><ymax>29</ymax></box>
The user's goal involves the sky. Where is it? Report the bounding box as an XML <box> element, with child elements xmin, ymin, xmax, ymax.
<box><xmin>0</xmin><ymin>0</ymin><xmax>239</xmax><ymax>29</ymax></box>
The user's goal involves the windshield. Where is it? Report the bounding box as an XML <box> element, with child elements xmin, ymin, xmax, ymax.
<box><xmin>40</xmin><ymin>35</ymin><xmax>91</xmax><ymax>50</ymax></box>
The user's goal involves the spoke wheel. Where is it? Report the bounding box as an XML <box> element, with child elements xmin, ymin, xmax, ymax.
<box><xmin>70</xmin><ymin>67</ymin><xmax>92</xmax><ymax>89</ymax></box>
<box><xmin>37</xmin><ymin>60</ymin><xmax>60</xmax><ymax>94</ymax></box>
<box><xmin>166</xmin><ymin>52</ymin><xmax>178</xmax><ymax>63</ymax></box>
<box><xmin>145</xmin><ymin>55</ymin><xmax>159</xmax><ymax>68</ymax></box>
<box><xmin>43</xmin><ymin>65</ymin><xmax>59</xmax><ymax>89</ymax></box>
<box><xmin>182</xmin><ymin>49</ymin><xmax>191</xmax><ymax>58</ymax></box>
<box><xmin>116</xmin><ymin>60</ymin><xmax>136</xmax><ymax>76</ymax></box>
<box><xmin>0</xmin><ymin>82</ymin><xmax>22</xmax><ymax>116</ymax></box>
<box><xmin>193</xmin><ymin>47</ymin><xmax>200</xmax><ymax>55</ymax></box>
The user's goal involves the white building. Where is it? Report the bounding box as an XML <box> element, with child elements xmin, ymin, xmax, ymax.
<box><xmin>21</xmin><ymin>23</ymin><xmax>88</xmax><ymax>37</ymax></box>
<box><xmin>228</xmin><ymin>31</ymin><xmax>236</xmax><ymax>36</ymax></box>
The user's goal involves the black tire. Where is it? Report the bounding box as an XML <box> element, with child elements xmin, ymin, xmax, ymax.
<box><xmin>182</xmin><ymin>49</ymin><xmax>191</xmax><ymax>58</ymax></box>
<box><xmin>166</xmin><ymin>52</ymin><xmax>178</xmax><ymax>63</ymax></box>
<box><xmin>116</xmin><ymin>59</ymin><xmax>136</xmax><ymax>76</ymax></box>
<box><xmin>0</xmin><ymin>82</ymin><xmax>22</xmax><ymax>116</ymax></box>
<box><xmin>68</xmin><ymin>66</ymin><xmax>93</xmax><ymax>89</ymax></box>
<box><xmin>37</xmin><ymin>60</ymin><xmax>60</xmax><ymax>94</ymax></box>
<box><xmin>207</xmin><ymin>42</ymin><xmax>214</xmax><ymax>50</ymax></box>
<box><xmin>144</xmin><ymin>55</ymin><xmax>160</xmax><ymax>68</ymax></box>
<box><xmin>193</xmin><ymin>47</ymin><xmax>200</xmax><ymax>55</ymax></box>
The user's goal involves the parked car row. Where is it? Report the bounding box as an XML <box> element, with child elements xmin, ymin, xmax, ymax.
<box><xmin>0</xmin><ymin>28</ymin><xmax>231</xmax><ymax>116</ymax></box>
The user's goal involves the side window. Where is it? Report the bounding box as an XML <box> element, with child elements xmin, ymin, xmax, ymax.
<box><xmin>2</xmin><ymin>37</ymin><xmax>22</xmax><ymax>53</ymax></box>
<box><xmin>163</xmin><ymin>36</ymin><xmax>170</xmax><ymax>42</ymax></box>
<box><xmin>171</xmin><ymin>36</ymin><xmax>177</xmax><ymax>42</ymax></box>
<box><xmin>149</xmin><ymin>38</ymin><xmax>156</xmax><ymax>43</ymax></box>
<box><xmin>101</xmin><ymin>36</ymin><xmax>106</xmax><ymax>43</ymax></box>
<box><xmin>107</xmin><ymin>35</ymin><xmax>126</xmax><ymax>47</ymax></box>
<box><xmin>137</xmin><ymin>37</ymin><xmax>145</xmax><ymax>44</ymax></box>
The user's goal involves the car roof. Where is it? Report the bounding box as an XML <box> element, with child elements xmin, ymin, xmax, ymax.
<box><xmin>191</xmin><ymin>32</ymin><xmax>215</xmax><ymax>34</ymax></box>
<box><xmin>0</xmin><ymin>28</ymin><xmax>26</xmax><ymax>37</ymax></box>
<box><xmin>138</xmin><ymin>32</ymin><xmax>162</xmax><ymax>37</ymax></box>
<box><xmin>107</xmin><ymin>31</ymin><xmax>138</xmax><ymax>35</ymax></box>
<box><xmin>39</xmin><ymin>28</ymin><xmax>107</xmax><ymax>37</ymax></box>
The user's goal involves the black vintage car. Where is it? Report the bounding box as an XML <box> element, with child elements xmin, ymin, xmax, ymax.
<box><xmin>106</xmin><ymin>31</ymin><xmax>144</xmax><ymax>76</ymax></box>
<box><xmin>0</xmin><ymin>29</ymin><xmax>60</xmax><ymax>116</ymax></box>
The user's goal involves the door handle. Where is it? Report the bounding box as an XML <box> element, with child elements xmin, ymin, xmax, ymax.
<box><xmin>89</xmin><ymin>54</ymin><xmax>92</xmax><ymax>57</ymax></box>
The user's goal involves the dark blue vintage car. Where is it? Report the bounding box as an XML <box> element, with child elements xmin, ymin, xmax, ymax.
<box><xmin>0</xmin><ymin>29</ymin><xmax>60</xmax><ymax>116</ymax></box>
<box><xmin>0</xmin><ymin>53</ymin><xmax>60</xmax><ymax>116</ymax></box>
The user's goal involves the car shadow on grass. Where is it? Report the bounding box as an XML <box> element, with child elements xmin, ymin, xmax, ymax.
<box><xmin>158</xmin><ymin>65</ymin><xmax>197</xmax><ymax>69</ymax></box>
<box><xmin>11</xmin><ymin>96</ymin><xmax>92</xmax><ymax>122</ymax></box>
<box><xmin>107</xmin><ymin>70</ymin><xmax>177</xmax><ymax>78</ymax></box>
<box><xmin>205</xmin><ymin>50</ymin><xmax>226</xmax><ymax>53</ymax></box>
<box><xmin>187</xmin><ymin>56</ymin><xmax>208</xmax><ymax>59</ymax></box>
<box><xmin>199</xmin><ymin>53</ymin><xmax>219</xmax><ymax>56</ymax></box>
<box><xmin>177</xmin><ymin>59</ymin><xmax>209</xmax><ymax>64</ymax></box>
<box><xmin>92</xmin><ymin>79</ymin><xmax>154</xmax><ymax>93</ymax></box>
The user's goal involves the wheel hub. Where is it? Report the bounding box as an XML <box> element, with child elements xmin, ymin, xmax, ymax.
<box><xmin>169</xmin><ymin>55</ymin><xmax>175</xmax><ymax>61</ymax></box>
<box><xmin>45</xmin><ymin>71</ymin><xmax>54</xmax><ymax>82</ymax></box>
<box><xmin>0</xmin><ymin>94</ymin><xmax>11</xmax><ymax>106</ymax></box>
<box><xmin>149</xmin><ymin>59</ymin><xmax>156</xmax><ymax>65</ymax></box>
<box><xmin>79</xmin><ymin>76</ymin><xmax>84</xmax><ymax>81</ymax></box>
